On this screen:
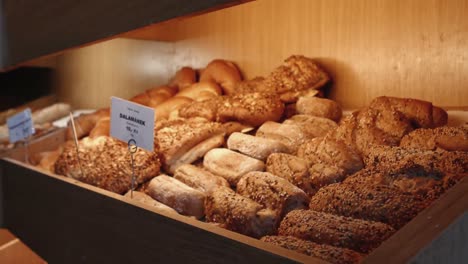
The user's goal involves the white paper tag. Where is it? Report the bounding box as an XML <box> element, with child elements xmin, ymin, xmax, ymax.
<box><xmin>110</xmin><ymin>97</ymin><xmax>155</xmax><ymax>152</ymax></box>
<box><xmin>7</xmin><ymin>108</ymin><xmax>35</xmax><ymax>143</ymax></box>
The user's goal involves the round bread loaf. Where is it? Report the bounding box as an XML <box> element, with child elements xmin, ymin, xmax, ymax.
<box><xmin>200</xmin><ymin>59</ymin><xmax>242</xmax><ymax>95</ymax></box>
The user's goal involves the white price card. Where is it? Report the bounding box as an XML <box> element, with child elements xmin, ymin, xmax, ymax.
<box><xmin>110</xmin><ymin>96</ymin><xmax>155</xmax><ymax>152</ymax></box>
<box><xmin>7</xmin><ymin>108</ymin><xmax>35</xmax><ymax>143</ymax></box>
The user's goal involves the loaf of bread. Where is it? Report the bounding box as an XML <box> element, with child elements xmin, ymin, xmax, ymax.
<box><xmin>237</xmin><ymin>171</ymin><xmax>309</xmax><ymax>219</ymax></box>
<box><xmin>261</xmin><ymin>236</ymin><xmax>363</xmax><ymax>264</ymax></box>
<box><xmin>203</xmin><ymin>148</ymin><xmax>265</xmax><ymax>186</ymax></box>
<box><xmin>124</xmin><ymin>190</ymin><xmax>178</xmax><ymax>215</ymax></box>
<box><xmin>54</xmin><ymin>136</ymin><xmax>160</xmax><ymax>194</ymax></box>
<box><xmin>263</xmin><ymin>55</ymin><xmax>329</xmax><ymax>103</ymax></box>
<box><xmin>296</xmin><ymin>96</ymin><xmax>342</xmax><ymax>122</ymax></box>
<box><xmin>36</xmin><ymin>147</ymin><xmax>64</xmax><ymax>173</ymax></box>
<box><xmin>278</xmin><ymin>210</ymin><xmax>395</xmax><ymax>253</ymax></box>
<box><xmin>89</xmin><ymin>116</ymin><xmax>110</xmax><ymax>138</ymax></box>
<box><xmin>66</xmin><ymin>108</ymin><xmax>109</xmax><ymax>140</ymax></box>
<box><xmin>227</xmin><ymin>132</ymin><xmax>290</xmax><ymax>160</ymax></box>
<box><xmin>175</xmin><ymin>80</ymin><xmax>222</xmax><ymax>102</ymax></box>
<box><xmin>147</xmin><ymin>175</ymin><xmax>206</xmax><ymax>219</ymax></box>
<box><xmin>169</xmin><ymin>67</ymin><xmax>197</xmax><ymax>91</ymax></box>
<box><xmin>200</xmin><ymin>59</ymin><xmax>242</xmax><ymax>95</ymax></box>
<box><xmin>283</xmin><ymin>114</ymin><xmax>337</xmax><ymax>138</ymax></box>
<box><xmin>265</xmin><ymin>153</ymin><xmax>314</xmax><ymax>196</ymax></box>
<box><xmin>154</xmin><ymin>96</ymin><xmax>193</xmax><ymax>120</ymax></box>
<box><xmin>432</xmin><ymin>106</ymin><xmax>448</xmax><ymax>127</ymax></box>
<box><xmin>173</xmin><ymin>164</ymin><xmax>229</xmax><ymax>195</ymax></box>
<box><xmin>400</xmin><ymin>126</ymin><xmax>468</xmax><ymax>151</ymax></box>
<box><xmin>256</xmin><ymin>121</ymin><xmax>309</xmax><ymax>154</ymax></box>
<box><xmin>205</xmin><ymin>186</ymin><xmax>277</xmax><ymax>238</ymax></box>
<box><xmin>146</xmin><ymin>85</ymin><xmax>178</xmax><ymax>108</ymax></box>
<box><xmin>308</xmin><ymin>163</ymin><xmax>346</xmax><ymax>195</ymax></box>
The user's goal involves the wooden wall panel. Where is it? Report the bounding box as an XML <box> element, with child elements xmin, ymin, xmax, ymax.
<box><xmin>125</xmin><ymin>0</ymin><xmax>468</xmax><ymax>109</ymax></box>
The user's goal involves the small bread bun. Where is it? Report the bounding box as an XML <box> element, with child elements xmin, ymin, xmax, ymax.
<box><xmin>175</xmin><ymin>80</ymin><xmax>222</xmax><ymax>102</ymax></box>
<box><xmin>169</xmin><ymin>67</ymin><xmax>197</xmax><ymax>91</ymax></box>
<box><xmin>66</xmin><ymin>108</ymin><xmax>109</xmax><ymax>140</ymax></box>
<box><xmin>256</xmin><ymin>121</ymin><xmax>309</xmax><ymax>154</ymax></box>
<box><xmin>227</xmin><ymin>132</ymin><xmax>290</xmax><ymax>161</ymax></box>
<box><xmin>147</xmin><ymin>85</ymin><xmax>178</xmax><ymax>107</ymax></box>
<box><xmin>200</xmin><ymin>59</ymin><xmax>242</xmax><ymax>95</ymax></box>
<box><xmin>147</xmin><ymin>175</ymin><xmax>206</xmax><ymax>219</ymax></box>
<box><xmin>130</xmin><ymin>92</ymin><xmax>151</xmax><ymax>106</ymax></box>
<box><xmin>174</xmin><ymin>164</ymin><xmax>229</xmax><ymax>195</ymax></box>
<box><xmin>296</xmin><ymin>96</ymin><xmax>342</xmax><ymax>122</ymax></box>
<box><xmin>89</xmin><ymin>117</ymin><xmax>110</xmax><ymax>138</ymax></box>
<box><xmin>203</xmin><ymin>148</ymin><xmax>265</xmax><ymax>186</ymax></box>
<box><xmin>154</xmin><ymin>96</ymin><xmax>193</xmax><ymax>121</ymax></box>
<box><xmin>283</xmin><ymin>115</ymin><xmax>338</xmax><ymax>138</ymax></box>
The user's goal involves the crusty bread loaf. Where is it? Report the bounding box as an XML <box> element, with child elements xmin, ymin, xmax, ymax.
<box><xmin>237</xmin><ymin>171</ymin><xmax>309</xmax><ymax>219</ymax></box>
<box><xmin>400</xmin><ymin>126</ymin><xmax>468</xmax><ymax>151</ymax></box>
<box><xmin>174</xmin><ymin>164</ymin><xmax>229</xmax><ymax>195</ymax></box>
<box><xmin>169</xmin><ymin>67</ymin><xmax>197</xmax><ymax>91</ymax></box>
<box><xmin>54</xmin><ymin>136</ymin><xmax>160</xmax><ymax>194</ymax></box>
<box><xmin>200</xmin><ymin>59</ymin><xmax>242</xmax><ymax>95</ymax></box>
<box><xmin>156</xmin><ymin>119</ymin><xmax>225</xmax><ymax>172</ymax></box>
<box><xmin>146</xmin><ymin>85</ymin><xmax>178</xmax><ymax>108</ymax></box>
<box><xmin>308</xmin><ymin>163</ymin><xmax>346</xmax><ymax>195</ymax></box>
<box><xmin>263</xmin><ymin>55</ymin><xmax>329</xmax><ymax>103</ymax></box>
<box><xmin>154</xmin><ymin>96</ymin><xmax>193</xmax><ymax>120</ymax></box>
<box><xmin>32</xmin><ymin>103</ymin><xmax>71</xmax><ymax>124</ymax></box>
<box><xmin>283</xmin><ymin>114</ymin><xmax>338</xmax><ymax>138</ymax></box>
<box><xmin>266</xmin><ymin>153</ymin><xmax>314</xmax><ymax>196</ymax></box>
<box><xmin>175</xmin><ymin>80</ymin><xmax>222</xmax><ymax>102</ymax></box>
<box><xmin>203</xmin><ymin>148</ymin><xmax>265</xmax><ymax>186</ymax></box>
<box><xmin>178</xmin><ymin>96</ymin><xmax>222</xmax><ymax>121</ymax></box>
<box><xmin>432</xmin><ymin>106</ymin><xmax>448</xmax><ymax>127</ymax></box>
<box><xmin>261</xmin><ymin>236</ymin><xmax>363</xmax><ymax>264</ymax></box>
<box><xmin>205</xmin><ymin>186</ymin><xmax>277</xmax><ymax>238</ymax></box>
<box><xmin>147</xmin><ymin>175</ymin><xmax>206</xmax><ymax>219</ymax></box>
<box><xmin>36</xmin><ymin>148</ymin><xmax>63</xmax><ymax>173</ymax></box>
<box><xmin>124</xmin><ymin>190</ymin><xmax>178</xmax><ymax>215</ymax></box>
<box><xmin>89</xmin><ymin>116</ymin><xmax>110</xmax><ymax>138</ymax></box>
<box><xmin>227</xmin><ymin>132</ymin><xmax>290</xmax><ymax>160</ymax></box>
<box><xmin>66</xmin><ymin>108</ymin><xmax>109</xmax><ymax>140</ymax></box>
<box><xmin>296</xmin><ymin>96</ymin><xmax>342</xmax><ymax>122</ymax></box>
<box><xmin>256</xmin><ymin>121</ymin><xmax>309</xmax><ymax>154</ymax></box>
<box><xmin>218</xmin><ymin>92</ymin><xmax>285</xmax><ymax>126</ymax></box>
<box><xmin>278</xmin><ymin>210</ymin><xmax>395</xmax><ymax>253</ymax></box>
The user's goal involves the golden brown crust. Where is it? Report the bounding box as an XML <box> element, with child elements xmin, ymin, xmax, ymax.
<box><xmin>36</xmin><ymin>148</ymin><xmax>63</xmax><ymax>172</ymax></box>
<box><xmin>205</xmin><ymin>186</ymin><xmax>277</xmax><ymax>238</ymax></box>
<box><xmin>308</xmin><ymin>163</ymin><xmax>346</xmax><ymax>196</ymax></box>
<box><xmin>432</xmin><ymin>106</ymin><xmax>448</xmax><ymax>127</ymax></box>
<box><xmin>200</xmin><ymin>59</ymin><xmax>242</xmax><ymax>95</ymax></box>
<box><xmin>89</xmin><ymin>117</ymin><xmax>110</xmax><ymax>138</ymax></box>
<box><xmin>400</xmin><ymin>126</ymin><xmax>468</xmax><ymax>151</ymax></box>
<box><xmin>169</xmin><ymin>67</ymin><xmax>197</xmax><ymax>90</ymax></box>
<box><xmin>296</xmin><ymin>96</ymin><xmax>342</xmax><ymax>122</ymax></box>
<box><xmin>154</xmin><ymin>96</ymin><xmax>193</xmax><ymax>120</ymax></box>
<box><xmin>278</xmin><ymin>210</ymin><xmax>395</xmax><ymax>253</ymax></box>
<box><xmin>147</xmin><ymin>85</ymin><xmax>178</xmax><ymax>107</ymax></box>
<box><xmin>227</xmin><ymin>132</ymin><xmax>290</xmax><ymax>160</ymax></box>
<box><xmin>263</xmin><ymin>55</ymin><xmax>329</xmax><ymax>103</ymax></box>
<box><xmin>265</xmin><ymin>153</ymin><xmax>314</xmax><ymax>196</ymax></box>
<box><xmin>237</xmin><ymin>171</ymin><xmax>309</xmax><ymax>220</ymax></box>
<box><xmin>178</xmin><ymin>96</ymin><xmax>222</xmax><ymax>121</ymax></box>
<box><xmin>175</xmin><ymin>80</ymin><xmax>222</xmax><ymax>102</ymax></box>
<box><xmin>66</xmin><ymin>108</ymin><xmax>109</xmax><ymax>140</ymax></box>
<box><xmin>261</xmin><ymin>236</ymin><xmax>364</xmax><ymax>264</ymax></box>
<box><xmin>54</xmin><ymin>136</ymin><xmax>160</xmax><ymax>194</ymax></box>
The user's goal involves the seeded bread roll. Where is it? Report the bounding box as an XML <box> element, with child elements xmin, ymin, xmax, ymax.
<box><xmin>261</xmin><ymin>236</ymin><xmax>363</xmax><ymax>264</ymax></box>
<box><xmin>237</xmin><ymin>172</ymin><xmax>309</xmax><ymax>220</ymax></box>
<box><xmin>400</xmin><ymin>126</ymin><xmax>468</xmax><ymax>151</ymax></box>
<box><xmin>124</xmin><ymin>190</ymin><xmax>178</xmax><ymax>215</ymax></box>
<box><xmin>205</xmin><ymin>186</ymin><xmax>277</xmax><ymax>238</ymax></box>
<box><xmin>169</xmin><ymin>67</ymin><xmax>197</xmax><ymax>91</ymax></box>
<box><xmin>283</xmin><ymin>114</ymin><xmax>337</xmax><ymax>138</ymax></box>
<box><xmin>174</xmin><ymin>164</ymin><xmax>229</xmax><ymax>195</ymax></box>
<box><xmin>263</xmin><ymin>55</ymin><xmax>329</xmax><ymax>103</ymax></box>
<box><xmin>200</xmin><ymin>59</ymin><xmax>242</xmax><ymax>95</ymax></box>
<box><xmin>256</xmin><ymin>121</ymin><xmax>309</xmax><ymax>154</ymax></box>
<box><xmin>265</xmin><ymin>153</ymin><xmax>314</xmax><ymax>196</ymax></box>
<box><xmin>227</xmin><ymin>132</ymin><xmax>290</xmax><ymax>160</ymax></box>
<box><xmin>175</xmin><ymin>80</ymin><xmax>222</xmax><ymax>102</ymax></box>
<box><xmin>278</xmin><ymin>210</ymin><xmax>395</xmax><ymax>253</ymax></box>
<box><xmin>147</xmin><ymin>175</ymin><xmax>206</xmax><ymax>219</ymax></box>
<box><xmin>296</xmin><ymin>97</ymin><xmax>342</xmax><ymax>122</ymax></box>
<box><xmin>203</xmin><ymin>148</ymin><xmax>265</xmax><ymax>186</ymax></box>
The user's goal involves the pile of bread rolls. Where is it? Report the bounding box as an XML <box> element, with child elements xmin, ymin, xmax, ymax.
<box><xmin>34</xmin><ymin>55</ymin><xmax>468</xmax><ymax>264</ymax></box>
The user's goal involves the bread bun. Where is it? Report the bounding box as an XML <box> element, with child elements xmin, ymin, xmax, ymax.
<box><xmin>175</xmin><ymin>80</ymin><xmax>222</xmax><ymax>102</ymax></box>
<box><xmin>296</xmin><ymin>96</ymin><xmax>342</xmax><ymax>122</ymax></box>
<box><xmin>432</xmin><ymin>106</ymin><xmax>448</xmax><ymax>127</ymax></box>
<box><xmin>154</xmin><ymin>96</ymin><xmax>193</xmax><ymax>121</ymax></box>
<box><xmin>174</xmin><ymin>164</ymin><xmax>229</xmax><ymax>195</ymax></box>
<box><xmin>200</xmin><ymin>59</ymin><xmax>242</xmax><ymax>95</ymax></box>
<box><xmin>169</xmin><ymin>67</ymin><xmax>197</xmax><ymax>91</ymax></box>
<box><xmin>256</xmin><ymin>121</ymin><xmax>309</xmax><ymax>154</ymax></box>
<box><xmin>89</xmin><ymin>117</ymin><xmax>110</xmax><ymax>138</ymax></box>
<box><xmin>147</xmin><ymin>85</ymin><xmax>178</xmax><ymax>107</ymax></box>
<box><xmin>227</xmin><ymin>132</ymin><xmax>290</xmax><ymax>161</ymax></box>
<box><xmin>66</xmin><ymin>108</ymin><xmax>109</xmax><ymax>140</ymax></box>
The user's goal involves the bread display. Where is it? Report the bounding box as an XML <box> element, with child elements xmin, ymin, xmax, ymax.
<box><xmin>237</xmin><ymin>171</ymin><xmax>309</xmax><ymax>220</ymax></box>
<box><xmin>203</xmin><ymin>148</ymin><xmax>265</xmax><ymax>186</ymax></box>
<box><xmin>205</xmin><ymin>186</ymin><xmax>277</xmax><ymax>238</ymax></box>
<box><xmin>173</xmin><ymin>164</ymin><xmax>229</xmax><ymax>195</ymax></box>
<box><xmin>261</xmin><ymin>236</ymin><xmax>363</xmax><ymax>264</ymax></box>
<box><xmin>296</xmin><ymin>96</ymin><xmax>342</xmax><ymax>122</ymax></box>
<box><xmin>147</xmin><ymin>175</ymin><xmax>206</xmax><ymax>219</ymax></box>
<box><xmin>278</xmin><ymin>210</ymin><xmax>395</xmax><ymax>253</ymax></box>
<box><xmin>227</xmin><ymin>132</ymin><xmax>290</xmax><ymax>160</ymax></box>
<box><xmin>54</xmin><ymin>136</ymin><xmax>160</xmax><ymax>194</ymax></box>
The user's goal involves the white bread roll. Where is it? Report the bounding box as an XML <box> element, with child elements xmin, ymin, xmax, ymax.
<box><xmin>256</xmin><ymin>121</ymin><xmax>309</xmax><ymax>154</ymax></box>
<box><xmin>283</xmin><ymin>114</ymin><xmax>338</xmax><ymax>138</ymax></box>
<box><xmin>174</xmin><ymin>164</ymin><xmax>229</xmax><ymax>195</ymax></box>
<box><xmin>32</xmin><ymin>103</ymin><xmax>71</xmax><ymax>124</ymax></box>
<box><xmin>203</xmin><ymin>148</ymin><xmax>265</xmax><ymax>186</ymax></box>
<box><xmin>147</xmin><ymin>175</ymin><xmax>205</xmax><ymax>219</ymax></box>
<box><xmin>227</xmin><ymin>132</ymin><xmax>290</xmax><ymax>161</ymax></box>
<box><xmin>124</xmin><ymin>191</ymin><xmax>178</xmax><ymax>215</ymax></box>
<box><xmin>296</xmin><ymin>96</ymin><xmax>342</xmax><ymax>122</ymax></box>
